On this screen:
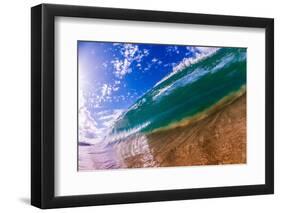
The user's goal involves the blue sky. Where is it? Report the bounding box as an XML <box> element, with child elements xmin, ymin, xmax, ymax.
<box><xmin>78</xmin><ymin>41</ymin><xmax>217</xmax><ymax>143</ymax></box>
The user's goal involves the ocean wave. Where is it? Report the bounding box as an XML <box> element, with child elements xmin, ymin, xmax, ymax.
<box><xmin>151</xmin><ymin>50</ymin><xmax>245</xmax><ymax>102</ymax></box>
<box><xmin>105</xmin><ymin>121</ymin><xmax>151</xmax><ymax>145</ymax></box>
<box><xmin>149</xmin><ymin>86</ymin><xmax>246</xmax><ymax>134</ymax></box>
<box><xmin>111</xmin><ymin>47</ymin><xmax>247</xmax><ymax>134</ymax></box>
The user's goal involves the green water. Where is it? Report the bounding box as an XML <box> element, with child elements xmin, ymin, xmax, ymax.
<box><xmin>111</xmin><ymin>47</ymin><xmax>246</xmax><ymax>134</ymax></box>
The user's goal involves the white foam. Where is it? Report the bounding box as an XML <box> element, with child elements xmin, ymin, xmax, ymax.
<box><xmin>153</xmin><ymin>47</ymin><xmax>219</xmax><ymax>88</ymax></box>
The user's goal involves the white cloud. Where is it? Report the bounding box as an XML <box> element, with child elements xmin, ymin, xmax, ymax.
<box><xmin>112</xmin><ymin>58</ymin><xmax>132</xmax><ymax>79</ymax></box>
<box><xmin>143</xmin><ymin>49</ymin><xmax>149</xmax><ymax>56</ymax></box>
<box><xmin>123</xmin><ymin>44</ymin><xmax>138</xmax><ymax>57</ymax></box>
<box><xmin>101</xmin><ymin>84</ymin><xmax>112</xmax><ymax>97</ymax></box>
<box><xmin>166</xmin><ymin>45</ymin><xmax>179</xmax><ymax>55</ymax></box>
<box><xmin>152</xmin><ymin>58</ymin><xmax>158</xmax><ymax>63</ymax></box>
<box><xmin>112</xmin><ymin>86</ymin><xmax>119</xmax><ymax>92</ymax></box>
<box><xmin>79</xmin><ymin>92</ymin><xmax>102</xmax><ymax>143</ymax></box>
<box><xmin>79</xmin><ymin>92</ymin><xmax>125</xmax><ymax>144</ymax></box>
<box><xmin>111</xmin><ymin>43</ymin><xmax>149</xmax><ymax>79</ymax></box>
<box><xmin>102</xmin><ymin>62</ymin><xmax>108</xmax><ymax>68</ymax></box>
<box><xmin>87</xmin><ymin>81</ymin><xmax>120</xmax><ymax>109</ymax></box>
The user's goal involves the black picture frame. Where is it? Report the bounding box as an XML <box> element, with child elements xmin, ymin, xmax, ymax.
<box><xmin>31</xmin><ymin>3</ymin><xmax>274</xmax><ymax>209</ymax></box>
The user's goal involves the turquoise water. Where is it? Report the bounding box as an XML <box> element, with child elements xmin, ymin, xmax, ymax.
<box><xmin>111</xmin><ymin>47</ymin><xmax>246</xmax><ymax>134</ymax></box>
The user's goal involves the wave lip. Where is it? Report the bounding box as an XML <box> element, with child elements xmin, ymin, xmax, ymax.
<box><xmin>153</xmin><ymin>47</ymin><xmax>219</xmax><ymax>88</ymax></box>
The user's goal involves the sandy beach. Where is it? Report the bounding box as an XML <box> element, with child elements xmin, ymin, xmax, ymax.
<box><xmin>79</xmin><ymin>93</ymin><xmax>246</xmax><ymax>170</ymax></box>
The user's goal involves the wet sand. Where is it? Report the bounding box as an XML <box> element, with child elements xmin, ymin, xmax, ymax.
<box><xmin>79</xmin><ymin>93</ymin><xmax>246</xmax><ymax>170</ymax></box>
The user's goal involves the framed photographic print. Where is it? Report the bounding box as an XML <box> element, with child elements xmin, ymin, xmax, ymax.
<box><xmin>31</xmin><ymin>3</ymin><xmax>274</xmax><ymax>209</ymax></box>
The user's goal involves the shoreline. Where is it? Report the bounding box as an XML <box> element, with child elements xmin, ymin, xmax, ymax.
<box><xmin>79</xmin><ymin>91</ymin><xmax>246</xmax><ymax>170</ymax></box>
